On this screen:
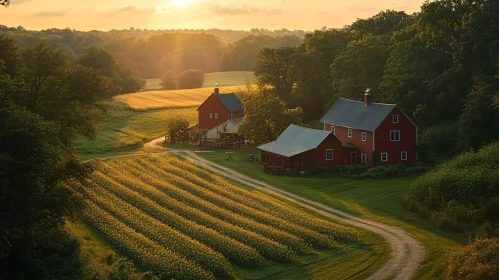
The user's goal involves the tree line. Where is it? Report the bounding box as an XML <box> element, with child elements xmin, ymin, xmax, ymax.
<box><xmin>253</xmin><ymin>2</ymin><xmax>499</xmax><ymax>161</ymax></box>
<box><xmin>1</xmin><ymin>25</ymin><xmax>304</xmax><ymax>79</ymax></box>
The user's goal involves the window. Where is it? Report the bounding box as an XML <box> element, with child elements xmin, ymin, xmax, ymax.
<box><xmin>381</xmin><ymin>153</ymin><xmax>388</xmax><ymax>162</ymax></box>
<box><xmin>393</xmin><ymin>115</ymin><xmax>399</xmax><ymax>123</ymax></box>
<box><xmin>361</xmin><ymin>153</ymin><xmax>367</xmax><ymax>163</ymax></box>
<box><xmin>326</xmin><ymin>149</ymin><xmax>333</xmax><ymax>160</ymax></box>
<box><xmin>331</xmin><ymin>126</ymin><xmax>335</xmax><ymax>135</ymax></box>
<box><xmin>401</xmin><ymin>151</ymin><xmax>407</xmax><ymax>161</ymax></box>
<box><xmin>209</xmin><ymin>113</ymin><xmax>212</xmax><ymax>119</ymax></box>
<box><xmin>361</xmin><ymin>132</ymin><xmax>366</xmax><ymax>142</ymax></box>
<box><xmin>348</xmin><ymin>128</ymin><xmax>352</xmax><ymax>138</ymax></box>
<box><xmin>215</xmin><ymin>113</ymin><xmax>218</xmax><ymax>119</ymax></box>
<box><xmin>390</xmin><ymin>130</ymin><xmax>400</xmax><ymax>141</ymax></box>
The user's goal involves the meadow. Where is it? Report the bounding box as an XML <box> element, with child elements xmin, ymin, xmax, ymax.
<box><xmin>70</xmin><ymin>155</ymin><xmax>389</xmax><ymax>279</ymax></box>
<box><xmin>144</xmin><ymin>71</ymin><xmax>254</xmax><ymax>91</ymax></box>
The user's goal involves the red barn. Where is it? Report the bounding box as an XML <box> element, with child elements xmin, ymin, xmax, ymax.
<box><xmin>320</xmin><ymin>92</ymin><xmax>417</xmax><ymax>165</ymax></box>
<box><xmin>258</xmin><ymin>124</ymin><xmax>356</xmax><ymax>169</ymax></box>
<box><xmin>197</xmin><ymin>88</ymin><xmax>243</xmax><ymax>130</ymax></box>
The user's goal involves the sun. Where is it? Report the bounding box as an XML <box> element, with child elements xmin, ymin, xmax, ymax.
<box><xmin>169</xmin><ymin>0</ymin><xmax>196</xmax><ymax>7</ymax></box>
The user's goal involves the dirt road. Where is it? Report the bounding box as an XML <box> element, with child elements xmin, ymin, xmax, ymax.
<box><xmin>87</xmin><ymin>138</ymin><xmax>425</xmax><ymax>279</ymax></box>
<box><xmin>172</xmin><ymin>150</ymin><xmax>425</xmax><ymax>280</ymax></box>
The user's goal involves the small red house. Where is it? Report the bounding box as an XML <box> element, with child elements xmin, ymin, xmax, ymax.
<box><xmin>258</xmin><ymin>124</ymin><xmax>357</xmax><ymax>169</ymax></box>
<box><xmin>320</xmin><ymin>92</ymin><xmax>417</xmax><ymax>165</ymax></box>
<box><xmin>197</xmin><ymin>88</ymin><xmax>243</xmax><ymax>130</ymax></box>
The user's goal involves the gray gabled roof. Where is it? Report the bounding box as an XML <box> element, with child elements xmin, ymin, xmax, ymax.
<box><xmin>257</xmin><ymin>124</ymin><xmax>332</xmax><ymax>157</ymax></box>
<box><xmin>320</xmin><ymin>98</ymin><xmax>396</xmax><ymax>131</ymax></box>
<box><xmin>227</xmin><ymin>117</ymin><xmax>243</xmax><ymax>125</ymax></box>
<box><xmin>214</xmin><ymin>93</ymin><xmax>243</xmax><ymax>112</ymax></box>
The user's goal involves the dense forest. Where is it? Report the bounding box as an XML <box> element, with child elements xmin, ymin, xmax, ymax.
<box><xmin>0</xmin><ymin>25</ymin><xmax>304</xmax><ymax>78</ymax></box>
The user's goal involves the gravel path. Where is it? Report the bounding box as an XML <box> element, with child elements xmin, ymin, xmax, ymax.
<box><xmin>173</xmin><ymin>150</ymin><xmax>425</xmax><ymax>280</ymax></box>
<box><xmin>87</xmin><ymin>138</ymin><xmax>425</xmax><ymax>279</ymax></box>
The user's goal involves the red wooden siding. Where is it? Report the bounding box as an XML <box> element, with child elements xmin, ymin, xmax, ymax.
<box><xmin>325</xmin><ymin>123</ymin><xmax>374</xmax><ymax>164</ymax></box>
<box><xmin>198</xmin><ymin>94</ymin><xmax>229</xmax><ymax>130</ymax></box>
<box><xmin>374</xmin><ymin>107</ymin><xmax>417</xmax><ymax>164</ymax></box>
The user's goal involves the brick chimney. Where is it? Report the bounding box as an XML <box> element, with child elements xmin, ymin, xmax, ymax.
<box><xmin>364</xmin><ymin>88</ymin><xmax>372</xmax><ymax>106</ymax></box>
<box><xmin>214</xmin><ymin>87</ymin><xmax>219</xmax><ymax>94</ymax></box>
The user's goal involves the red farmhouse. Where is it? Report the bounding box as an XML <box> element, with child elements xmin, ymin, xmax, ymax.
<box><xmin>320</xmin><ymin>92</ymin><xmax>417</xmax><ymax>165</ymax></box>
<box><xmin>197</xmin><ymin>88</ymin><xmax>243</xmax><ymax>130</ymax></box>
<box><xmin>258</xmin><ymin>124</ymin><xmax>356</xmax><ymax>168</ymax></box>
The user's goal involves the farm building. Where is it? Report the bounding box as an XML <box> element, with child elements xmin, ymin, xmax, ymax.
<box><xmin>197</xmin><ymin>88</ymin><xmax>244</xmax><ymax>131</ymax></box>
<box><xmin>321</xmin><ymin>91</ymin><xmax>417</xmax><ymax>165</ymax></box>
<box><xmin>205</xmin><ymin>117</ymin><xmax>243</xmax><ymax>138</ymax></box>
<box><xmin>258</xmin><ymin>124</ymin><xmax>357</xmax><ymax>169</ymax></box>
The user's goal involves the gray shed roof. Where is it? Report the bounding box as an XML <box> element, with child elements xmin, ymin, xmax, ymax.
<box><xmin>320</xmin><ymin>98</ymin><xmax>396</xmax><ymax>131</ymax></box>
<box><xmin>258</xmin><ymin>124</ymin><xmax>332</xmax><ymax>157</ymax></box>
<box><xmin>227</xmin><ymin>117</ymin><xmax>243</xmax><ymax>125</ymax></box>
<box><xmin>215</xmin><ymin>93</ymin><xmax>243</xmax><ymax>112</ymax></box>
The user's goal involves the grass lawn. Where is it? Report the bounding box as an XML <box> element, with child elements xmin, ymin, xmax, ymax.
<box><xmin>145</xmin><ymin>71</ymin><xmax>254</xmax><ymax>91</ymax></box>
<box><xmin>165</xmin><ymin>144</ymin><xmax>462</xmax><ymax>279</ymax></box>
<box><xmin>75</xmin><ymin>107</ymin><xmax>197</xmax><ymax>158</ymax></box>
<box><xmin>114</xmin><ymin>85</ymin><xmax>246</xmax><ymax>111</ymax></box>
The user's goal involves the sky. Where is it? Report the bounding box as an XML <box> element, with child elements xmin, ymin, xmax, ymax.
<box><xmin>0</xmin><ymin>0</ymin><xmax>426</xmax><ymax>31</ymax></box>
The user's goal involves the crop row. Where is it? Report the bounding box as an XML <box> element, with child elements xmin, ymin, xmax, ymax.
<box><xmin>90</xmin><ymin>168</ymin><xmax>265</xmax><ymax>267</ymax></box>
<box><xmin>75</xmin><ymin>180</ymin><xmax>232</xmax><ymax>276</ymax></box>
<box><xmin>126</xmin><ymin>157</ymin><xmax>336</xmax><ymax>247</ymax></box>
<box><xmin>79</xmin><ymin>195</ymin><xmax>215</xmax><ymax>280</ymax></box>
<box><xmin>117</xmin><ymin>158</ymin><xmax>311</xmax><ymax>253</ymax></box>
<box><xmin>164</xmin><ymin>156</ymin><xmax>358</xmax><ymax>242</ymax></box>
<box><xmin>97</xmin><ymin>165</ymin><xmax>295</xmax><ymax>262</ymax></box>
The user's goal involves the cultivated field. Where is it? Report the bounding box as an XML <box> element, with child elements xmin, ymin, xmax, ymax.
<box><xmin>114</xmin><ymin>85</ymin><xmax>244</xmax><ymax>111</ymax></box>
<box><xmin>144</xmin><ymin>71</ymin><xmax>254</xmax><ymax>91</ymax></box>
<box><xmin>70</xmin><ymin>155</ymin><xmax>362</xmax><ymax>279</ymax></box>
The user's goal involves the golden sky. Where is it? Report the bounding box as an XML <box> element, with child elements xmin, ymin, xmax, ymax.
<box><xmin>0</xmin><ymin>0</ymin><xmax>425</xmax><ymax>31</ymax></box>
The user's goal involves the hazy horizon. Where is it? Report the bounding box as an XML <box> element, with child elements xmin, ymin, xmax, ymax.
<box><xmin>1</xmin><ymin>0</ymin><xmax>425</xmax><ymax>32</ymax></box>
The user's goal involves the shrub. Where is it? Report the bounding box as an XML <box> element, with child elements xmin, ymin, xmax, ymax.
<box><xmin>448</xmin><ymin>238</ymin><xmax>499</xmax><ymax>280</ymax></box>
<box><xmin>418</xmin><ymin>123</ymin><xmax>458</xmax><ymax>162</ymax></box>
<box><xmin>177</xmin><ymin>69</ymin><xmax>204</xmax><ymax>89</ymax></box>
<box><xmin>402</xmin><ymin>141</ymin><xmax>499</xmax><ymax>236</ymax></box>
<box><xmin>165</xmin><ymin>117</ymin><xmax>190</xmax><ymax>143</ymax></box>
<box><xmin>160</xmin><ymin>70</ymin><xmax>177</xmax><ymax>90</ymax></box>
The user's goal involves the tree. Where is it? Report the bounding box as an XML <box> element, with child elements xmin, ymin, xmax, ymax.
<box><xmin>349</xmin><ymin>10</ymin><xmax>409</xmax><ymax>37</ymax></box>
<box><xmin>237</xmin><ymin>90</ymin><xmax>303</xmax><ymax>144</ymax></box>
<box><xmin>165</xmin><ymin>116</ymin><xmax>190</xmax><ymax>143</ymax></box>
<box><xmin>0</xmin><ymin>0</ymin><xmax>9</xmax><ymax>7</ymax></box>
<box><xmin>160</xmin><ymin>70</ymin><xmax>178</xmax><ymax>90</ymax></box>
<box><xmin>0</xmin><ymin>35</ymin><xmax>19</xmax><ymax>77</ymax></box>
<box><xmin>177</xmin><ymin>69</ymin><xmax>204</xmax><ymax>89</ymax></box>
<box><xmin>254</xmin><ymin>47</ymin><xmax>297</xmax><ymax>101</ymax></box>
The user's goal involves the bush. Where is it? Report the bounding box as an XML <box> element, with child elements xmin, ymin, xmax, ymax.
<box><xmin>160</xmin><ymin>70</ymin><xmax>177</xmax><ymax>90</ymax></box>
<box><xmin>402</xmin><ymin>141</ymin><xmax>499</xmax><ymax>236</ymax></box>
<box><xmin>448</xmin><ymin>238</ymin><xmax>499</xmax><ymax>280</ymax></box>
<box><xmin>165</xmin><ymin>117</ymin><xmax>190</xmax><ymax>144</ymax></box>
<box><xmin>177</xmin><ymin>69</ymin><xmax>204</xmax><ymax>89</ymax></box>
<box><xmin>418</xmin><ymin>123</ymin><xmax>458</xmax><ymax>162</ymax></box>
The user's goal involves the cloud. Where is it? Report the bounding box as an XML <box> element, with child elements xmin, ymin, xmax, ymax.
<box><xmin>119</xmin><ymin>5</ymin><xmax>155</xmax><ymax>14</ymax></box>
<box><xmin>33</xmin><ymin>9</ymin><xmax>70</xmax><ymax>17</ymax></box>
<box><xmin>202</xmin><ymin>1</ymin><xmax>284</xmax><ymax>16</ymax></box>
<box><xmin>11</xmin><ymin>0</ymin><xmax>35</xmax><ymax>4</ymax></box>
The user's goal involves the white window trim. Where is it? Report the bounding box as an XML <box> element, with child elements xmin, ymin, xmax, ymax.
<box><xmin>381</xmin><ymin>152</ymin><xmax>388</xmax><ymax>162</ymax></box>
<box><xmin>331</xmin><ymin>126</ymin><xmax>335</xmax><ymax>135</ymax></box>
<box><xmin>361</xmin><ymin>153</ymin><xmax>367</xmax><ymax>163</ymax></box>
<box><xmin>390</xmin><ymin>130</ymin><xmax>400</xmax><ymax>142</ymax></box>
<box><xmin>326</xmin><ymin>149</ymin><xmax>333</xmax><ymax>160</ymax></box>
<box><xmin>401</xmin><ymin>151</ymin><xmax>407</xmax><ymax>161</ymax></box>
<box><xmin>361</xmin><ymin>132</ymin><xmax>366</xmax><ymax>142</ymax></box>
<box><xmin>215</xmin><ymin>113</ymin><xmax>218</xmax><ymax>119</ymax></box>
<box><xmin>393</xmin><ymin>115</ymin><xmax>399</xmax><ymax>123</ymax></box>
<box><xmin>209</xmin><ymin>113</ymin><xmax>212</xmax><ymax>119</ymax></box>
<box><xmin>348</xmin><ymin>128</ymin><xmax>352</xmax><ymax>138</ymax></box>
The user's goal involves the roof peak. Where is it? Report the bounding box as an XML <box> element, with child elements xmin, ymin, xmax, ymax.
<box><xmin>338</xmin><ymin>97</ymin><xmax>396</xmax><ymax>106</ymax></box>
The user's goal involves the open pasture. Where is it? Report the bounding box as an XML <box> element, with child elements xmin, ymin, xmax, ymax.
<box><xmin>69</xmin><ymin>155</ymin><xmax>388</xmax><ymax>279</ymax></box>
<box><xmin>144</xmin><ymin>71</ymin><xmax>254</xmax><ymax>91</ymax></box>
<box><xmin>114</xmin><ymin>85</ymin><xmax>244</xmax><ymax>111</ymax></box>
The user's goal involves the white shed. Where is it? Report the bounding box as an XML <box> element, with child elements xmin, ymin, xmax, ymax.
<box><xmin>206</xmin><ymin>117</ymin><xmax>243</xmax><ymax>138</ymax></box>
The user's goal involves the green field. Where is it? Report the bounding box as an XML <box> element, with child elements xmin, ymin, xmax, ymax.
<box><xmin>71</xmin><ymin>155</ymin><xmax>388</xmax><ymax>279</ymax></box>
<box><xmin>145</xmin><ymin>71</ymin><xmax>254</xmax><ymax>91</ymax></box>
<box><xmin>114</xmin><ymin>85</ymin><xmax>245</xmax><ymax>111</ymax></box>
<box><xmin>161</xmin><ymin>145</ymin><xmax>462</xmax><ymax>279</ymax></box>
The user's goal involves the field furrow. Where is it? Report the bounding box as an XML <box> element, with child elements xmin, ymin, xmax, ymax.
<box><xmin>99</xmin><ymin>165</ymin><xmax>295</xmax><ymax>262</ymax></box>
